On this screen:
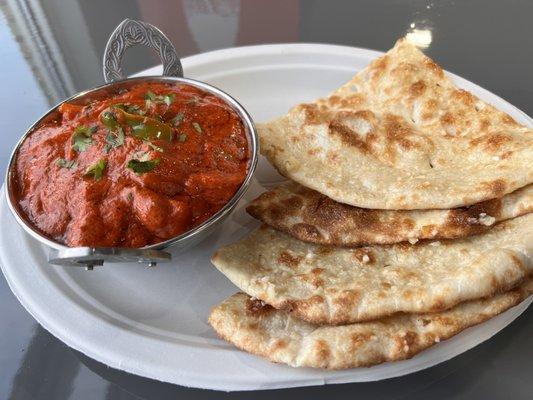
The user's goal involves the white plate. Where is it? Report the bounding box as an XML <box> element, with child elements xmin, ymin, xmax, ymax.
<box><xmin>1</xmin><ymin>44</ymin><xmax>531</xmax><ymax>391</ymax></box>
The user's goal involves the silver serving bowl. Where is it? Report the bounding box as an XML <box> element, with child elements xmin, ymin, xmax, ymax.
<box><xmin>4</xmin><ymin>19</ymin><xmax>258</xmax><ymax>268</ymax></box>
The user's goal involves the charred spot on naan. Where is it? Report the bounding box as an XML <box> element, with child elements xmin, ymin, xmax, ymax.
<box><xmin>315</xmin><ymin>246</ymin><xmax>333</xmax><ymax>256</ymax></box>
<box><xmin>328</xmin><ymin>110</ymin><xmax>377</xmax><ymax>154</ymax></box>
<box><xmin>290</xmin><ymin>223</ymin><xmax>323</xmax><ymax>241</ymax></box>
<box><xmin>262</xmin><ymin>204</ymin><xmax>284</xmax><ymax>221</ymax></box>
<box><xmin>370</xmin><ymin>54</ymin><xmax>390</xmax><ymax>78</ymax></box>
<box><xmin>393</xmin><ymin>331</ymin><xmax>420</xmax><ymax>358</ymax></box>
<box><xmin>427</xmin><ymin>296</ymin><xmax>451</xmax><ymax>313</ymax></box>
<box><xmin>469</xmin><ymin>132</ymin><xmax>514</xmax><ymax>152</ymax></box>
<box><xmin>422</xmin><ymin>56</ymin><xmax>445</xmax><ymax>77</ymax></box>
<box><xmin>306</xmin><ymin>194</ymin><xmax>354</xmax><ymax>224</ymax></box>
<box><xmin>277</xmin><ymin>250</ymin><xmax>302</xmax><ymax>269</ymax></box>
<box><xmin>355</xmin><ymin>54</ymin><xmax>391</xmax><ymax>90</ymax></box>
<box><xmin>280</xmin><ymin>295</ymin><xmax>325</xmax><ymax>316</ymax></box>
<box><xmin>501</xmin><ymin>113</ymin><xmax>520</xmax><ymax>126</ymax></box>
<box><xmin>330</xmin><ymin>290</ymin><xmax>362</xmax><ymax>324</ymax></box>
<box><xmin>439</xmin><ymin>111</ymin><xmax>463</xmax><ymax>136</ymax></box>
<box><xmin>428</xmin><ymin>314</ymin><xmax>461</xmax><ymax>330</ymax></box>
<box><xmin>420</xmin><ymin>98</ymin><xmax>439</xmax><ymax>120</ymax></box>
<box><xmin>383</xmin><ymin>114</ymin><xmax>423</xmax><ymax>151</ymax></box>
<box><xmin>507</xmin><ymin>253</ymin><xmax>529</xmax><ymax>277</ymax></box>
<box><xmin>297</xmin><ymin>268</ymin><xmax>325</xmax><ymax>289</ymax></box>
<box><xmin>451</xmin><ymin>89</ymin><xmax>476</xmax><ymax>106</ymax></box>
<box><xmin>442</xmin><ymin>197</ymin><xmax>502</xmax><ymax>236</ymax></box>
<box><xmin>348</xmin><ymin>332</ymin><xmax>374</xmax><ymax>352</ymax></box>
<box><xmin>409</xmin><ymin>80</ymin><xmax>427</xmax><ymax>97</ymax></box>
<box><xmin>246</xmin><ymin>296</ymin><xmax>274</xmax><ymax>316</ymax></box>
<box><xmin>300</xmin><ymin>103</ymin><xmax>330</xmax><ymax>125</ymax></box>
<box><xmin>479</xmin><ymin>118</ymin><xmax>492</xmax><ymax>131</ymax></box>
<box><xmin>388</xmin><ymin>62</ymin><xmax>419</xmax><ymax>85</ymax></box>
<box><xmin>296</xmin><ymin>193</ymin><xmax>385</xmax><ymax>244</ymax></box>
<box><xmin>478</xmin><ymin>179</ymin><xmax>508</xmax><ymax>199</ymax></box>
<box><xmin>271</xmin><ymin>339</ymin><xmax>288</xmax><ymax>352</ymax></box>
<box><xmin>333</xmin><ymin>93</ymin><xmax>367</xmax><ymax>108</ymax></box>
<box><xmin>277</xmin><ymin>195</ymin><xmax>303</xmax><ymax>217</ymax></box>
<box><xmin>309</xmin><ymin>340</ymin><xmax>332</xmax><ymax>368</ymax></box>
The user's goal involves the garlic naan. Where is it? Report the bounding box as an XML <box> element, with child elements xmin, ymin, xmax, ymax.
<box><xmin>259</xmin><ymin>39</ymin><xmax>533</xmax><ymax>209</ymax></box>
<box><xmin>212</xmin><ymin>213</ymin><xmax>532</xmax><ymax>324</ymax></box>
<box><xmin>247</xmin><ymin>181</ymin><xmax>533</xmax><ymax>246</ymax></box>
<box><xmin>209</xmin><ymin>281</ymin><xmax>531</xmax><ymax>369</ymax></box>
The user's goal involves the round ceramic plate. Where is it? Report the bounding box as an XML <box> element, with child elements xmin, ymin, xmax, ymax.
<box><xmin>0</xmin><ymin>44</ymin><xmax>531</xmax><ymax>391</ymax></box>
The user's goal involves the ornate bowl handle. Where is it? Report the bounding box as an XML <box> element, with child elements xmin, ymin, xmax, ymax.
<box><xmin>103</xmin><ymin>18</ymin><xmax>183</xmax><ymax>83</ymax></box>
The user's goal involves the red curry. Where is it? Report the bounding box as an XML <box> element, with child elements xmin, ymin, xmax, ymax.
<box><xmin>13</xmin><ymin>83</ymin><xmax>249</xmax><ymax>247</ymax></box>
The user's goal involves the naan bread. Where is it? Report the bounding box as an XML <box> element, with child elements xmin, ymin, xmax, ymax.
<box><xmin>211</xmin><ymin>213</ymin><xmax>532</xmax><ymax>324</ymax></box>
<box><xmin>209</xmin><ymin>281</ymin><xmax>532</xmax><ymax>369</ymax></box>
<box><xmin>259</xmin><ymin>39</ymin><xmax>533</xmax><ymax>209</ymax></box>
<box><xmin>247</xmin><ymin>181</ymin><xmax>533</xmax><ymax>246</ymax></box>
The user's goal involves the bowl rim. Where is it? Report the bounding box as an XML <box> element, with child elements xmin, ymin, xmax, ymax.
<box><xmin>5</xmin><ymin>75</ymin><xmax>259</xmax><ymax>251</ymax></box>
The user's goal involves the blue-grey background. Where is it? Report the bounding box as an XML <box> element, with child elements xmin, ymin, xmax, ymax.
<box><xmin>0</xmin><ymin>0</ymin><xmax>531</xmax><ymax>399</ymax></box>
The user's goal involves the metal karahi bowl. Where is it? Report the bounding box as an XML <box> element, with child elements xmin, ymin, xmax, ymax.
<box><xmin>4</xmin><ymin>19</ymin><xmax>258</xmax><ymax>269</ymax></box>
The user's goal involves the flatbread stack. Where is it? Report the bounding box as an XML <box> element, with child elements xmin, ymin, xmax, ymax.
<box><xmin>208</xmin><ymin>39</ymin><xmax>533</xmax><ymax>369</ymax></box>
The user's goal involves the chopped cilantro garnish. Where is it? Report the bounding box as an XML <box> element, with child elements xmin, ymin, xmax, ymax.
<box><xmin>114</xmin><ymin>103</ymin><xmax>144</xmax><ymax>115</ymax></box>
<box><xmin>144</xmin><ymin>91</ymin><xmax>175</xmax><ymax>108</ymax></box>
<box><xmin>101</xmin><ymin>110</ymin><xmax>119</xmax><ymax>131</ymax></box>
<box><xmin>178</xmin><ymin>133</ymin><xmax>187</xmax><ymax>142</ymax></box>
<box><xmin>84</xmin><ymin>159</ymin><xmax>106</xmax><ymax>181</ymax></box>
<box><xmin>56</xmin><ymin>158</ymin><xmax>77</xmax><ymax>170</ymax></box>
<box><xmin>72</xmin><ymin>125</ymin><xmax>96</xmax><ymax>152</ymax></box>
<box><xmin>163</xmin><ymin>94</ymin><xmax>175</xmax><ymax>106</ymax></box>
<box><xmin>171</xmin><ymin>112</ymin><xmax>184</xmax><ymax>126</ymax></box>
<box><xmin>192</xmin><ymin>122</ymin><xmax>202</xmax><ymax>133</ymax></box>
<box><xmin>144</xmin><ymin>91</ymin><xmax>156</xmax><ymax>101</ymax></box>
<box><xmin>104</xmin><ymin>126</ymin><xmax>125</xmax><ymax>153</ymax></box>
<box><xmin>127</xmin><ymin>158</ymin><xmax>160</xmax><ymax>174</ymax></box>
